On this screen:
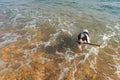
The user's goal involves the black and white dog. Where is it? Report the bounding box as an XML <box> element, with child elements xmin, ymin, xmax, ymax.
<box><xmin>77</xmin><ymin>29</ymin><xmax>90</xmax><ymax>50</ymax></box>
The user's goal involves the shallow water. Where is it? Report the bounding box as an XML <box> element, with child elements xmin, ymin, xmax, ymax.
<box><xmin>0</xmin><ymin>0</ymin><xmax>120</xmax><ymax>80</ymax></box>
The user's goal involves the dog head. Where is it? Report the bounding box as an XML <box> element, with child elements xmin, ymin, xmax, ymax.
<box><xmin>81</xmin><ymin>29</ymin><xmax>89</xmax><ymax>34</ymax></box>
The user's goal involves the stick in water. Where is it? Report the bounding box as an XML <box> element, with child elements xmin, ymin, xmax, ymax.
<box><xmin>83</xmin><ymin>43</ymin><xmax>100</xmax><ymax>47</ymax></box>
<box><xmin>76</xmin><ymin>41</ymin><xmax>100</xmax><ymax>47</ymax></box>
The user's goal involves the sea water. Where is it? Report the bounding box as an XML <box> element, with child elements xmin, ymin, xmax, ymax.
<box><xmin>0</xmin><ymin>0</ymin><xmax>120</xmax><ymax>80</ymax></box>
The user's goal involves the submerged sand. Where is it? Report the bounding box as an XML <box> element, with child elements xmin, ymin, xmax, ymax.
<box><xmin>0</xmin><ymin>22</ymin><xmax>119</xmax><ymax>80</ymax></box>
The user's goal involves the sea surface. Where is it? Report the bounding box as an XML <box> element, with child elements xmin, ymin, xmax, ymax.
<box><xmin>0</xmin><ymin>0</ymin><xmax>120</xmax><ymax>80</ymax></box>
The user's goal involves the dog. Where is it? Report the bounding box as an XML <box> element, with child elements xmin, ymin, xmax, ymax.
<box><xmin>77</xmin><ymin>29</ymin><xmax>90</xmax><ymax>50</ymax></box>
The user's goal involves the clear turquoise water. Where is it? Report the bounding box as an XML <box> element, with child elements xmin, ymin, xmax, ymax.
<box><xmin>0</xmin><ymin>0</ymin><xmax>120</xmax><ymax>21</ymax></box>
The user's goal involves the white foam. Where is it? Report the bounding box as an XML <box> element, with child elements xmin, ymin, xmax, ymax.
<box><xmin>50</xmin><ymin>31</ymin><xmax>61</xmax><ymax>42</ymax></box>
<box><xmin>89</xmin><ymin>47</ymin><xmax>99</xmax><ymax>55</ymax></box>
<box><xmin>61</xmin><ymin>29</ymin><xmax>73</xmax><ymax>36</ymax></box>
<box><xmin>103</xmin><ymin>34</ymin><xmax>109</xmax><ymax>41</ymax></box>
<box><xmin>106</xmin><ymin>25</ymin><xmax>114</xmax><ymax>31</ymax></box>
<box><xmin>41</xmin><ymin>57</ymin><xmax>52</xmax><ymax>64</ymax></box>
<box><xmin>55</xmin><ymin>50</ymin><xmax>64</xmax><ymax>56</ymax></box>
<box><xmin>26</xmin><ymin>35</ymin><xmax>31</xmax><ymax>42</ymax></box>
<box><xmin>82</xmin><ymin>47</ymin><xmax>99</xmax><ymax>63</ymax></box>
<box><xmin>0</xmin><ymin>33</ymin><xmax>21</xmax><ymax>48</ymax></box>
<box><xmin>23</xmin><ymin>47</ymin><xmax>37</xmax><ymax>58</ymax></box>
<box><xmin>83</xmin><ymin>53</ymin><xmax>90</xmax><ymax>63</ymax></box>
<box><xmin>29</xmin><ymin>30</ymin><xmax>58</xmax><ymax>48</ymax></box>
<box><xmin>106</xmin><ymin>76</ymin><xmax>114</xmax><ymax>80</ymax></box>
<box><xmin>89</xmin><ymin>57</ymin><xmax>97</xmax><ymax>73</ymax></box>
<box><xmin>26</xmin><ymin>33</ymin><xmax>36</xmax><ymax>42</ymax></box>
<box><xmin>58</xmin><ymin>63</ymin><xmax>69</xmax><ymax>80</ymax></box>
<box><xmin>38</xmin><ymin>41</ymin><xmax>50</xmax><ymax>47</ymax></box>
<box><xmin>48</xmin><ymin>18</ymin><xmax>56</xmax><ymax>26</ymax></box>
<box><xmin>114</xmin><ymin>23</ymin><xmax>120</xmax><ymax>30</ymax></box>
<box><xmin>23</xmin><ymin>50</ymin><xmax>31</xmax><ymax>58</ymax></box>
<box><xmin>100</xmin><ymin>32</ymin><xmax>115</xmax><ymax>48</ymax></box>
<box><xmin>12</xmin><ymin>13</ymin><xmax>25</xmax><ymax>24</ymax></box>
<box><xmin>24</xmin><ymin>23</ymin><xmax>36</xmax><ymax>29</ymax></box>
<box><xmin>64</xmin><ymin>48</ymin><xmax>78</xmax><ymax>62</ymax></box>
<box><xmin>100</xmin><ymin>24</ymin><xmax>120</xmax><ymax>48</ymax></box>
<box><xmin>64</xmin><ymin>53</ymin><xmax>77</xmax><ymax>62</ymax></box>
<box><xmin>106</xmin><ymin>24</ymin><xmax>120</xmax><ymax>34</ymax></box>
<box><xmin>43</xmin><ymin>41</ymin><xmax>51</xmax><ymax>48</ymax></box>
<box><xmin>56</xmin><ymin>48</ymin><xmax>78</xmax><ymax>80</ymax></box>
<box><xmin>39</xmin><ymin>31</ymin><xmax>61</xmax><ymax>48</ymax></box>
